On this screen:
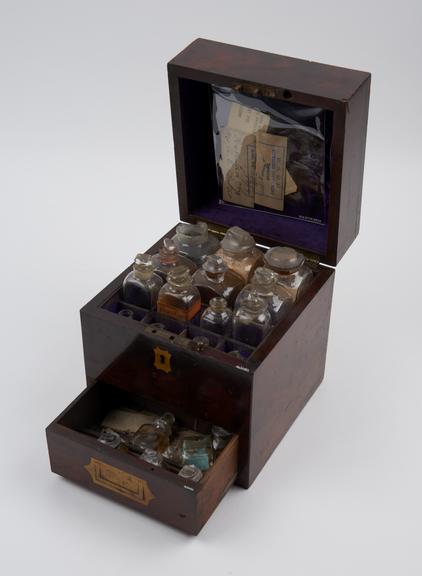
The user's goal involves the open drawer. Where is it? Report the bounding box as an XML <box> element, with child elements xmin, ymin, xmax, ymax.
<box><xmin>46</xmin><ymin>381</ymin><xmax>239</xmax><ymax>535</ymax></box>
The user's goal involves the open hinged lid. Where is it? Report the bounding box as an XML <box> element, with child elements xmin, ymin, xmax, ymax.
<box><xmin>168</xmin><ymin>38</ymin><xmax>370</xmax><ymax>266</ymax></box>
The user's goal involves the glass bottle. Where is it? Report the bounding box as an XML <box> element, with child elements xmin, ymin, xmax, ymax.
<box><xmin>139</xmin><ymin>449</ymin><xmax>163</xmax><ymax>467</ymax></box>
<box><xmin>212</xmin><ymin>425</ymin><xmax>231</xmax><ymax>452</ymax></box>
<box><xmin>216</xmin><ymin>226</ymin><xmax>264</xmax><ymax>283</ymax></box>
<box><xmin>264</xmin><ymin>246</ymin><xmax>313</xmax><ymax>302</ymax></box>
<box><xmin>192</xmin><ymin>254</ymin><xmax>244</xmax><ymax>306</ymax></box>
<box><xmin>151</xmin><ymin>238</ymin><xmax>196</xmax><ymax>281</ymax></box>
<box><xmin>235</xmin><ymin>267</ymin><xmax>293</xmax><ymax>324</ymax></box>
<box><xmin>157</xmin><ymin>265</ymin><xmax>201</xmax><ymax>322</ymax></box>
<box><xmin>130</xmin><ymin>412</ymin><xmax>175</xmax><ymax>454</ymax></box>
<box><xmin>98</xmin><ymin>429</ymin><xmax>122</xmax><ymax>449</ymax></box>
<box><xmin>200</xmin><ymin>297</ymin><xmax>232</xmax><ymax>335</ymax></box>
<box><xmin>232</xmin><ymin>293</ymin><xmax>271</xmax><ymax>346</ymax></box>
<box><xmin>171</xmin><ymin>221</ymin><xmax>220</xmax><ymax>266</ymax></box>
<box><xmin>122</xmin><ymin>254</ymin><xmax>163</xmax><ymax>309</ymax></box>
<box><xmin>181</xmin><ymin>433</ymin><xmax>213</xmax><ymax>470</ymax></box>
<box><xmin>178</xmin><ymin>464</ymin><xmax>203</xmax><ymax>482</ymax></box>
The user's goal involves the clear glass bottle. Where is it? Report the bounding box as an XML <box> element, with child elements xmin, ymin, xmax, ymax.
<box><xmin>264</xmin><ymin>246</ymin><xmax>313</xmax><ymax>301</ymax></box>
<box><xmin>171</xmin><ymin>221</ymin><xmax>220</xmax><ymax>266</ymax></box>
<box><xmin>200</xmin><ymin>297</ymin><xmax>232</xmax><ymax>335</ymax></box>
<box><xmin>122</xmin><ymin>254</ymin><xmax>163</xmax><ymax>309</ymax></box>
<box><xmin>192</xmin><ymin>254</ymin><xmax>244</xmax><ymax>306</ymax></box>
<box><xmin>178</xmin><ymin>464</ymin><xmax>203</xmax><ymax>482</ymax></box>
<box><xmin>130</xmin><ymin>412</ymin><xmax>175</xmax><ymax>454</ymax></box>
<box><xmin>157</xmin><ymin>265</ymin><xmax>201</xmax><ymax>322</ymax></box>
<box><xmin>181</xmin><ymin>433</ymin><xmax>213</xmax><ymax>470</ymax></box>
<box><xmin>212</xmin><ymin>425</ymin><xmax>231</xmax><ymax>452</ymax></box>
<box><xmin>98</xmin><ymin>429</ymin><xmax>122</xmax><ymax>449</ymax></box>
<box><xmin>151</xmin><ymin>238</ymin><xmax>197</xmax><ymax>281</ymax></box>
<box><xmin>216</xmin><ymin>226</ymin><xmax>264</xmax><ymax>283</ymax></box>
<box><xmin>139</xmin><ymin>448</ymin><xmax>163</xmax><ymax>467</ymax></box>
<box><xmin>235</xmin><ymin>267</ymin><xmax>293</xmax><ymax>324</ymax></box>
<box><xmin>232</xmin><ymin>293</ymin><xmax>271</xmax><ymax>346</ymax></box>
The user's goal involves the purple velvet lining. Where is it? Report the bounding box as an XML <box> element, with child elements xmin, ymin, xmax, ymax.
<box><xmin>193</xmin><ymin>200</ymin><xmax>328</xmax><ymax>255</ymax></box>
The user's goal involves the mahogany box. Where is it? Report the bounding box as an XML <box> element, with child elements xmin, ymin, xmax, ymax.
<box><xmin>46</xmin><ymin>39</ymin><xmax>371</xmax><ymax>534</ymax></box>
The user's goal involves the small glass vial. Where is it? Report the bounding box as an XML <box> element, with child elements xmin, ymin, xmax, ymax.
<box><xmin>264</xmin><ymin>246</ymin><xmax>313</xmax><ymax>301</ymax></box>
<box><xmin>235</xmin><ymin>267</ymin><xmax>293</xmax><ymax>324</ymax></box>
<box><xmin>216</xmin><ymin>226</ymin><xmax>264</xmax><ymax>283</ymax></box>
<box><xmin>200</xmin><ymin>297</ymin><xmax>232</xmax><ymax>335</ymax></box>
<box><xmin>181</xmin><ymin>434</ymin><xmax>213</xmax><ymax>470</ymax></box>
<box><xmin>157</xmin><ymin>265</ymin><xmax>201</xmax><ymax>322</ymax></box>
<box><xmin>178</xmin><ymin>464</ymin><xmax>203</xmax><ymax>483</ymax></box>
<box><xmin>98</xmin><ymin>429</ymin><xmax>122</xmax><ymax>449</ymax></box>
<box><xmin>172</xmin><ymin>221</ymin><xmax>220</xmax><ymax>265</ymax></box>
<box><xmin>151</xmin><ymin>237</ymin><xmax>197</xmax><ymax>281</ymax></box>
<box><xmin>139</xmin><ymin>449</ymin><xmax>163</xmax><ymax>467</ymax></box>
<box><xmin>192</xmin><ymin>254</ymin><xmax>244</xmax><ymax>306</ymax></box>
<box><xmin>232</xmin><ymin>293</ymin><xmax>271</xmax><ymax>346</ymax></box>
<box><xmin>130</xmin><ymin>412</ymin><xmax>175</xmax><ymax>454</ymax></box>
<box><xmin>122</xmin><ymin>254</ymin><xmax>163</xmax><ymax>309</ymax></box>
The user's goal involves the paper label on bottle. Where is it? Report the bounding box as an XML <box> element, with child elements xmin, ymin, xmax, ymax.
<box><xmin>220</xmin><ymin>127</ymin><xmax>256</xmax><ymax>207</ymax></box>
<box><xmin>255</xmin><ymin>131</ymin><xmax>288</xmax><ymax>211</ymax></box>
<box><xmin>227</xmin><ymin>102</ymin><xmax>270</xmax><ymax>133</ymax></box>
<box><xmin>157</xmin><ymin>299</ymin><xmax>201</xmax><ymax>322</ymax></box>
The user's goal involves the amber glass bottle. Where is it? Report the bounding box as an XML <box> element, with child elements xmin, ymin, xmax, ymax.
<box><xmin>157</xmin><ymin>265</ymin><xmax>201</xmax><ymax>322</ymax></box>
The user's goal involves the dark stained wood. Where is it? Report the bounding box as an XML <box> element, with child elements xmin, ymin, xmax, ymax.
<box><xmin>46</xmin><ymin>382</ymin><xmax>239</xmax><ymax>535</ymax></box>
<box><xmin>248</xmin><ymin>271</ymin><xmax>335</xmax><ymax>485</ymax></box>
<box><xmin>168</xmin><ymin>38</ymin><xmax>371</xmax><ymax>266</ymax></box>
<box><xmin>170</xmin><ymin>38</ymin><xmax>369</xmax><ymax>102</ymax></box>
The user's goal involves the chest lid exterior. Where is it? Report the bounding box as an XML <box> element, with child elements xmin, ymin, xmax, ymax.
<box><xmin>168</xmin><ymin>38</ymin><xmax>371</xmax><ymax>266</ymax></box>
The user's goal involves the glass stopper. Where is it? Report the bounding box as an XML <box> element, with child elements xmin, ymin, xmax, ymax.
<box><xmin>209</xmin><ymin>296</ymin><xmax>228</xmax><ymax>313</ymax></box>
<box><xmin>252</xmin><ymin>267</ymin><xmax>277</xmax><ymax>286</ymax></box>
<box><xmin>133</xmin><ymin>253</ymin><xmax>154</xmax><ymax>278</ymax></box>
<box><xmin>264</xmin><ymin>246</ymin><xmax>305</xmax><ymax>272</ymax></box>
<box><xmin>221</xmin><ymin>226</ymin><xmax>255</xmax><ymax>256</ymax></box>
<box><xmin>167</xmin><ymin>264</ymin><xmax>192</xmax><ymax>286</ymax></box>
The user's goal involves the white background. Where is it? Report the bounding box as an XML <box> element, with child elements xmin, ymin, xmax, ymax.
<box><xmin>1</xmin><ymin>1</ymin><xmax>421</xmax><ymax>574</ymax></box>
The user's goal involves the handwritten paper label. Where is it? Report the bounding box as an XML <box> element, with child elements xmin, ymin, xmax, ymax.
<box><xmin>255</xmin><ymin>132</ymin><xmax>288</xmax><ymax>211</ymax></box>
<box><xmin>227</xmin><ymin>103</ymin><xmax>270</xmax><ymax>133</ymax></box>
<box><xmin>220</xmin><ymin>127</ymin><xmax>256</xmax><ymax>207</ymax></box>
